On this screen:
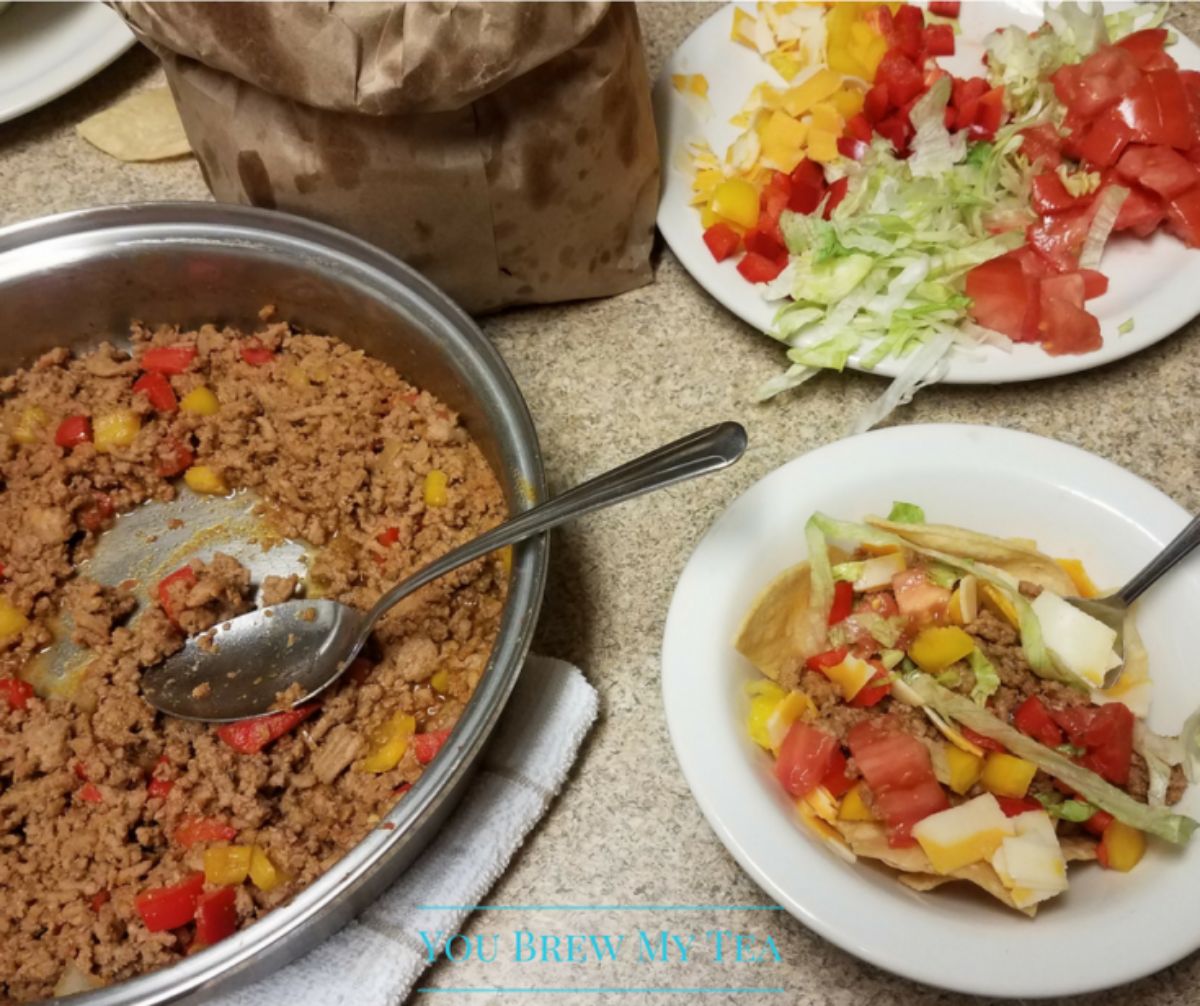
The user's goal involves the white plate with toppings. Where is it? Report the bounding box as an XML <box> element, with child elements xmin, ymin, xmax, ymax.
<box><xmin>661</xmin><ymin>424</ymin><xmax>1200</xmax><ymax>997</ymax></box>
<box><xmin>0</xmin><ymin>2</ymin><xmax>135</xmax><ymax>125</ymax></box>
<box><xmin>653</xmin><ymin>2</ymin><xmax>1200</xmax><ymax>387</ymax></box>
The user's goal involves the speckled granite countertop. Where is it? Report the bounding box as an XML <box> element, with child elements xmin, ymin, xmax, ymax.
<box><xmin>3</xmin><ymin>3</ymin><xmax>1200</xmax><ymax>1005</ymax></box>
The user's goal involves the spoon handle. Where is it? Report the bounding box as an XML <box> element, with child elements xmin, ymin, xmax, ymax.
<box><xmin>1119</xmin><ymin>512</ymin><xmax>1200</xmax><ymax>604</ymax></box>
<box><xmin>362</xmin><ymin>422</ymin><xmax>748</xmax><ymax>628</ymax></box>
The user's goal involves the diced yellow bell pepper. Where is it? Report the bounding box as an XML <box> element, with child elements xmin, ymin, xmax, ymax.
<box><xmin>944</xmin><ymin>745</ymin><xmax>984</xmax><ymax>796</ymax></box>
<box><xmin>691</xmin><ymin>168</ymin><xmax>723</xmax><ymax>206</ymax></box>
<box><xmin>93</xmin><ymin>410</ymin><xmax>141</xmax><ymax>453</ymax></box>
<box><xmin>782</xmin><ymin>67</ymin><xmax>842</xmax><ymax>117</ymax></box>
<box><xmin>982</xmin><ymin>584</ymin><xmax>1021</xmax><ymax>629</ymax></box>
<box><xmin>11</xmin><ymin>405</ymin><xmax>48</xmax><ymax>445</ymax></box>
<box><xmin>759</xmin><ymin>110</ymin><xmax>808</xmax><ymax>172</ymax></box>
<box><xmin>767</xmin><ymin>50</ymin><xmax>805</xmax><ymax>82</ymax></box>
<box><xmin>180</xmin><ymin>386</ymin><xmax>220</xmax><ymax>416</ymax></box>
<box><xmin>0</xmin><ymin>598</ymin><xmax>28</xmax><ymax>638</ymax></box>
<box><xmin>746</xmin><ymin>679</ymin><xmax>786</xmax><ymax>750</ymax></box>
<box><xmin>731</xmin><ymin>7</ymin><xmax>757</xmax><ymax>48</ymax></box>
<box><xmin>806</xmin><ymin>128</ymin><xmax>840</xmax><ymax>164</ymax></box>
<box><xmin>699</xmin><ymin>204</ymin><xmax>721</xmax><ymax>230</ymax></box>
<box><xmin>711</xmin><ymin>178</ymin><xmax>760</xmax><ymax>229</ymax></box>
<box><xmin>248</xmin><ymin>846</ymin><xmax>288</xmax><ymax>891</ymax></box>
<box><xmin>907</xmin><ymin>626</ymin><xmax>976</xmax><ymax>674</ymax></box>
<box><xmin>360</xmin><ymin>711</ymin><xmax>416</xmax><ymax>773</ymax></box>
<box><xmin>204</xmin><ymin>844</ymin><xmax>253</xmax><ymax>886</ymax></box>
<box><xmin>859</xmin><ymin>35</ymin><xmax>889</xmax><ymax>78</ymax></box>
<box><xmin>980</xmin><ymin>752</ymin><xmax>1038</xmax><ymax>799</ymax></box>
<box><xmin>823</xmin><ymin>4</ymin><xmax>866</xmax><ymax>78</ymax></box>
<box><xmin>809</xmin><ymin>101</ymin><xmax>843</xmax><ymax>135</ymax></box>
<box><xmin>838</xmin><ymin>782</ymin><xmax>875</xmax><ymax>822</ymax></box>
<box><xmin>430</xmin><ymin>669</ymin><xmax>451</xmax><ymax>695</ymax></box>
<box><xmin>1055</xmin><ymin>558</ymin><xmax>1099</xmax><ymax>598</ymax></box>
<box><xmin>1099</xmin><ymin>820</ymin><xmax>1145</xmax><ymax>872</ymax></box>
<box><xmin>829</xmin><ymin>86</ymin><xmax>865</xmax><ymax>119</ymax></box>
<box><xmin>184</xmin><ymin>465</ymin><xmax>229</xmax><ymax>495</ymax></box>
<box><xmin>424</xmin><ymin>469</ymin><xmax>449</xmax><ymax>507</ymax></box>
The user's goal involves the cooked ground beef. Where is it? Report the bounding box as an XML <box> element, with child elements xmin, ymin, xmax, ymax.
<box><xmin>260</xmin><ymin>574</ymin><xmax>298</xmax><ymax>607</ymax></box>
<box><xmin>0</xmin><ymin>323</ymin><xmax>507</xmax><ymax>1000</ymax></box>
<box><xmin>1125</xmin><ymin>752</ymin><xmax>1188</xmax><ymax>806</ymax></box>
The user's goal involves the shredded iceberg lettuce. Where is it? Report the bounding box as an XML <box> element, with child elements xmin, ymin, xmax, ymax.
<box><xmin>887</xmin><ymin>501</ymin><xmax>925</xmax><ymax>524</ymax></box>
<box><xmin>968</xmin><ymin>648</ymin><xmax>1001</xmax><ymax>706</ymax></box>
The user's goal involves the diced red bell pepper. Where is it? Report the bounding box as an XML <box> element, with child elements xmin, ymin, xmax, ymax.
<box><xmin>960</xmin><ymin>725</ymin><xmax>1006</xmax><ymax>753</ymax></box>
<box><xmin>1031</xmin><ymin>172</ymin><xmax>1086</xmax><ymax>215</ymax></box>
<box><xmin>891</xmin><ymin>6</ymin><xmax>924</xmax><ymax>61</ymax></box>
<box><xmin>194</xmin><ymin>886</ymin><xmax>239</xmax><ymax>946</ymax></box>
<box><xmin>847</xmin><ymin>113</ymin><xmax>873</xmax><ymax>144</ymax></box>
<box><xmin>155</xmin><ymin>438</ymin><xmax>195</xmax><ymax>479</ymax></box>
<box><xmin>877</xmin><ymin>50</ymin><xmax>924</xmax><ymax>109</ymax></box>
<box><xmin>864</xmin><ymin>83</ymin><xmax>891</xmax><ymax>125</ymax></box>
<box><xmin>175</xmin><ymin>816</ymin><xmax>238</xmax><ymax>848</ymax></box>
<box><xmin>924</xmin><ymin>24</ymin><xmax>955</xmax><ymax>57</ymax></box>
<box><xmin>1083</xmin><ymin>809</ymin><xmax>1114</xmax><ymax>836</ymax></box>
<box><xmin>216</xmin><ymin>704</ymin><xmax>320</xmax><ymax>754</ymax></box>
<box><xmin>928</xmin><ymin>0</ymin><xmax>961</xmax><ymax>15</ymax></box>
<box><xmin>875</xmin><ymin>113</ymin><xmax>913</xmax><ymax>154</ymax></box>
<box><xmin>850</xmin><ymin>667</ymin><xmax>891</xmax><ymax>709</ymax></box>
<box><xmin>77</xmin><ymin>493</ymin><xmax>115</xmax><ymax>534</ymax></box>
<box><xmin>788</xmin><ymin>159</ymin><xmax>826</xmax><ymax>214</ymax></box>
<box><xmin>413</xmin><ymin>729</ymin><xmax>452</xmax><ymax>765</ymax></box>
<box><xmin>744</xmin><ymin>228</ymin><xmax>788</xmax><ymax>261</ymax></box>
<box><xmin>54</xmin><ymin>415</ymin><xmax>92</xmax><ymax>448</ymax></box>
<box><xmin>140</xmin><ymin>345</ymin><xmax>198</xmax><ymax>375</ymax></box>
<box><xmin>837</xmin><ymin>136</ymin><xmax>869</xmax><ymax>161</ymax></box>
<box><xmin>995</xmin><ymin>795</ymin><xmax>1043</xmax><ymax>818</ymax></box>
<box><xmin>1012</xmin><ymin>695</ymin><xmax>1064</xmax><ymax>747</ymax></box>
<box><xmin>823</xmin><ymin>177</ymin><xmax>850</xmax><ymax>220</ymax></box>
<box><xmin>0</xmin><ymin>677</ymin><xmax>35</xmax><ymax>711</ymax></box>
<box><xmin>820</xmin><ymin>747</ymin><xmax>856</xmax><ymax>798</ymax></box>
<box><xmin>239</xmin><ymin>339</ymin><xmax>276</xmax><ymax>366</ymax></box>
<box><xmin>703</xmin><ymin>223</ymin><xmax>741</xmax><ymax>263</ymax></box>
<box><xmin>133</xmin><ymin>371</ymin><xmax>178</xmax><ymax>413</ymax></box>
<box><xmin>828</xmin><ymin>580</ymin><xmax>854</xmax><ymax>626</ymax></box>
<box><xmin>148</xmin><ymin>777</ymin><xmax>174</xmax><ymax>799</ymax></box>
<box><xmin>970</xmin><ymin>87</ymin><xmax>1006</xmax><ymax>140</ymax></box>
<box><xmin>376</xmin><ymin>526</ymin><xmax>401</xmax><ymax>547</ymax></box>
<box><xmin>1165</xmin><ymin>187</ymin><xmax>1200</xmax><ymax>247</ymax></box>
<box><xmin>78</xmin><ymin>782</ymin><xmax>103</xmax><ymax>804</ymax></box>
<box><xmin>806</xmin><ymin>647</ymin><xmax>849</xmax><ymax>673</ymax></box>
<box><xmin>134</xmin><ymin>872</ymin><xmax>205</xmax><ymax>932</ymax></box>
<box><xmin>757</xmin><ymin>171</ymin><xmax>792</xmax><ymax>245</ymax></box>
<box><xmin>156</xmin><ymin>565</ymin><xmax>197</xmax><ymax>625</ymax></box>
<box><xmin>736</xmin><ymin>252</ymin><xmax>787</xmax><ymax>284</ymax></box>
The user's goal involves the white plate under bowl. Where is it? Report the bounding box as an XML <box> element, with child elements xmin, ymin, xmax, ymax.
<box><xmin>654</xmin><ymin>2</ymin><xmax>1200</xmax><ymax>384</ymax></box>
<box><xmin>662</xmin><ymin>424</ymin><xmax>1200</xmax><ymax>997</ymax></box>
<box><xmin>0</xmin><ymin>2</ymin><xmax>135</xmax><ymax>125</ymax></box>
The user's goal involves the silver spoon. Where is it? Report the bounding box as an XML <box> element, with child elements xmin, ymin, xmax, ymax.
<box><xmin>1065</xmin><ymin>512</ymin><xmax>1200</xmax><ymax>685</ymax></box>
<box><xmin>141</xmin><ymin>421</ymin><xmax>748</xmax><ymax>721</ymax></box>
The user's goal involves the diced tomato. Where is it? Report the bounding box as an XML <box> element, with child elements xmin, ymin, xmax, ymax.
<box><xmin>1039</xmin><ymin>273</ymin><xmax>1102</xmax><ymax>355</ymax></box>
<box><xmin>1027</xmin><ymin>208</ymin><xmax>1090</xmax><ymax>272</ymax></box>
<box><xmin>848</xmin><ymin>718</ymin><xmax>948</xmax><ymax>847</ymax></box>
<box><xmin>967</xmin><ymin>252</ymin><xmax>1041</xmax><ymax>343</ymax></box>
<box><xmin>1020</xmin><ymin>124</ymin><xmax>1064</xmax><ymax>171</ymax></box>
<box><xmin>1107</xmin><ymin>179</ymin><xmax>1166</xmax><ymax>237</ymax></box>
<box><xmin>1071</xmin><ymin>47</ymin><xmax>1141</xmax><ymax>118</ymax></box>
<box><xmin>90</xmin><ymin>890</ymin><xmax>111</xmax><ymax>913</ymax></box>
<box><xmin>877</xmin><ymin>50</ymin><xmax>924</xmax><ymax>109</ymax></box>
<box><xmin>805</xmin><ymin>647</ymin><xmax>848</xmax><ymax>673</ymax></box>
<box><xmin>1115</xmin><ymin>77</ymin><xmax>1166</xmax><ymax>147</ymax></box>
<box><xmin>736</xmin><ymin>252</ymin><xmax>786</xmax><ymax>284</ymax></box>
<box><xmin>850</xmin><ymin>667</ymin><xmax>891</xmax><ymax>709</ymax></box>
<box><xmin>1115</xmin><ymin>144</ymin><xmax>1199</xmax><ymax>200</ymax></box>
<box><xmin>1145</xmin><ymin>68</ymin><xmax>1195</xmax><ymax>150</ymax></box>
<box><xmin>78</xmin><ymin>782</ymin><xmax>103</xmax><ymax>804</ymax></box>
<box><xmin>195</xmin><ymin>886</ymin><xmax>239</xmax><ymax>946</ymax></box>
<box><xmin>1031</xmin><ymin>172</ymin><xmax>1085</xmax><ymax>215</ymax></box>
<box><xmin>891</xmin><ymin>6</ymin><xmax>924</xmax><ymax>61</ymax></box>
<box><xmin>864</xmin><ymin>82</ymin><xmax>891</xmax><ymax>124</ymax></box>
<box><xmin>73</xmin><ymin>761</ymin><xmax>89</xmax><ymax>781</ymax></box>
<box><xmin>133</xmin><ymin>371</ymin><xmax>178</xmax><ymax>413</ymax></box>
<box><xmin>215</xmin><ymin>704</ymin><xmax>319</xmax><ymax>755</ymax></box>
<box><xmin>1165</xmin><ymin>187</ymin><xmax>1200</xmax><ymax>247</ymax></box>
<box><xmin>855</xmin><ymin>590</ymin><xmax>900</xmax><ymax>620</ymax></box>
<box><xmin>1083</xmin><ymin>809</ymin><xmax>1114</xmax><ymax>837</ymax></box>
<box><xmin>175</xmin><ymin>816</ymin><xmax>237</xmax><ymax>848</ymax></box>
<box><xmin>413</xmin><ymin>729</ymin><xmax>452</xmax><ymax>765</ymax></box>
<box><xmin>891</xmin><ymin>568</ymin><xmax>950</xmax><ymax>623</ymax></box>
<box><xmin>823</xmin><ymin>177</ymin><xmax>849</xmax><ymax>220</ymax></box>
<box><xmin>376</xmin><ymin>526</ymin><xmax>401</xmax><ymax>547</ymax></box>
<box><xmin>744</xmin><ymin>228</ymin><xmax>787</xmax><ymax>261</ymax></box>
<box><xmin>970</xmin><ymin>87</ymin><xmax>1006</xmax><ymax>140</ymax></box>
<box><xmin>54</xmin><ymin>415</ymin><xmax>92</xmax><ymax>448</ymax></box>
<box><xmin>1080</xmin><ymin>269</ymin><xmax>1109</xmax><ymax>299</ymax></box>
<box><xmin>140</xmin><ymin>345</ymin><xmax>197</xmax><ymax>375</ymax></box>
<box><xmin>156</xmin><ymin>565</ymin><xmax>197</xmax><ymax>625</ymax></box>
<box><xmin>1117</xmin><ymin>29</ymin><xmax>1174</xmax><ymax>71</ymax></box>
<box><xmin>928</xmin><ymin>0</ymin><xmax>960</xmax><ymax>14</ymax></box>
<box><xmin>820</xmin><ymin>748</ymin><xmax>856</xmax><ymax>798</ymax></box>
<box><xmin>134</xmin><ymin>873</ymin><xmax>205</xmax><ymax>932</ymax></box>
<box><xmin>703</xmin><ymin>222</ymin><xmax>741</xmax><ymax>263</ymax></box>
<box><xmin>774</xmin><ymin>720</ymin><xmax>838</xmax><ymax>798</ymax></box>
<box><xmin>77</xmin><ymin>492</ymin><xmax>115</xmax><ymax>534</ymax></box>
<box><xmin>828</xmin><ymin>580</ymin><xmax>854</xmax><ymax>626</ymax></box>
<box><xmin>960</xmin><ymin>725</ymin><xmax>1006</xmax><ymax>753</ymax></box>
<box><xmin>1181</xmin><ymin>70</ymin><xmax>1200</xmax><ymax>141</ymax></box>
<box><xmin>923</xmin><ymin>24</ymin><xmax>954</xmax><ymax>57</ymax></box>
<box><xmin>995</xmin><ymin>796</ymin><xmax>1043</xmax><ymax>818</ymax></box>
<box><xmin>148</xmin><ymin>777</ymin><xmax>174</xmax><ymax>799</ymax></box>
<box><xmin>0</xmin><ymin>677</ymin><xmax>35</xmax><ymax>711</ymax></box>
<box><xmin>155</xmin><ymin>438</ymin><xmax>195</xmax><ymax>479</ymax></box>
<box><xmin>1077</xmin><ymin>108</ymin><xmax>1133</xmax><ymax>169</ymax></box>
<box><xmin>239</xmin><ymin>339</ymin><xmax>276</xmax><ymax>366</ymax></box>
<box><xmin>1012</xmin><ymin>695</ymin><xmax>1064</xmax><ymax>747</ymax></box>
<box><xmin>847</xmin><ymin>113</ymin><xmax>873</xmax><ymax>144</ymax></box>
<box><xmin>1050</xmin><ymin>702</ymin><xmax>1134</xmax><ymax>786</ymax></box>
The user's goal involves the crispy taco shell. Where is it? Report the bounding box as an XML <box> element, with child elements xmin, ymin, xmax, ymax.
<box><xmin>734</xmin><ymin>562</ymin><xmax>827</xmax><ymax>683</ymax></box>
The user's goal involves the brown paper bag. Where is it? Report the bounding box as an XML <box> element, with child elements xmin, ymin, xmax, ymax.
<box><xmin>114</xmin><ymin>2</ymin><xmax>660</xmax><ymax>313</ymax></box>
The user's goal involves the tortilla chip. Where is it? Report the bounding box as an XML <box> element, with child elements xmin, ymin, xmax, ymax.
<box><xmin>896</xmin><ymin>869</ymin><xmax>1036</xmax><ymax>917</ymax></box>
<box><xmin>77</xmin><ymin>87</ymin><xmax>192</xmax><ymax>162</ymax></box>
<box><xmin>866</xmin><ymin>517</ymin><xmax>1078</xmax><ymax>596</ymax></box>
<box><xmin>734</xmin><ymin>562</ymin><xmax>826</xmax><ymax>682</ymax></box>
<box><xmin>1060</xmin><ymin>835</ymin><xmax>1099</xmax><ymax>862</ymax></box>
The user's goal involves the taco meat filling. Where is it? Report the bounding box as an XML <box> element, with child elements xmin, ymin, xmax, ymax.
<box><xmin>737</xmin><ymin>506</ymin><xmax>1197</xmax><ymax>915</ymax></box>
<box><xmin>0</xmin><ymin>323</ymin><xmax>508</xmax><ymax>1000</ymax></box>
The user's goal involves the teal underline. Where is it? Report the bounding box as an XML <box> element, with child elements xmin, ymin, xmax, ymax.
<box><xmin>416</xmin><ymin>905</ymin><xmax>784</xmax><ymax>911</ymax></box>
<box><xmin>416</xmin><ymin>988</ymin><xmax>785</xmax><ymax>995</ymax></box>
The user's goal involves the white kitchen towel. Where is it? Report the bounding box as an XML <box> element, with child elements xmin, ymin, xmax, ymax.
<box><xmin>212</xmin><ymin>655</ymin><xmax>599</xmax><ymax>1006</ymax></box>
